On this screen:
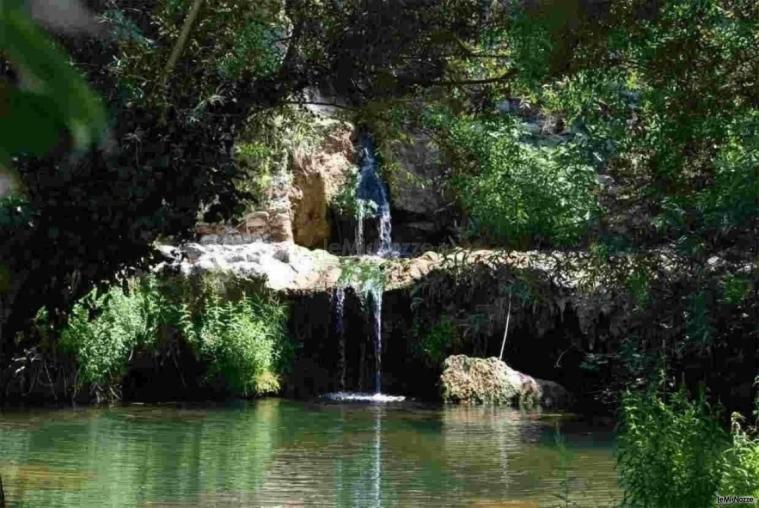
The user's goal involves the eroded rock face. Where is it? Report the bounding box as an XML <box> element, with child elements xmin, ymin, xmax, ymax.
<box><xmin>440</xmin><ymin>355</ymin><xmax>572</xmax><ymax>409</ymax></box>
<box><xmin>290</xmin><ymin>124</ymin><xmax>355</xmax><ymax>248</ymax></box>
<box><xmin>384</xmin><ymin>130</ymin><xmax>452</xmax><ymax>243</ymax></box>
<box><xmin>385</xmin><ymin>130</ymin><xmax>444</xmax><ymax>216</ymax></box>
<box><xmin>194</xmin><ymin>122</ymin><xmax>355</xmax><ymax>248</ymax></box>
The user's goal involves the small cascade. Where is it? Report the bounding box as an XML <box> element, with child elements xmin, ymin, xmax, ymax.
<box><xmin>323</xmin><ymin>283</ymin><xmax>404</xmax><ymax>403</ymax></box>
<box><xmin>322</xmin><ymin>134</ymin><xmax>404</xmax><ymax>403</ymax></box>
<box><xmin>355</xmin><ymin>205</ymin><xmax>365</xmax><ymax>255</ymax></box>
<box><xmin>378</xmin><ymin>210</ymin><xmax>393</xmax><ymax>258</ymax></box>
<box><xmin>355</xmin><ymin>135</ymin><xmax>396</xmax><ymax>257</ymax></box>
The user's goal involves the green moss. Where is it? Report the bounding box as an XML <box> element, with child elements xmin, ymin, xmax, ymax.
<box><xmin>337</xmin><ymin>258</ymin><xmax>385</xmax><ymax>302</ymax></box>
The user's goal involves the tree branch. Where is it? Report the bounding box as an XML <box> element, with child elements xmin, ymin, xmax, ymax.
<box><xmin>420</xmin><ymin>72</ymin><xmax>514</xmax><ymax>87</ymax></box>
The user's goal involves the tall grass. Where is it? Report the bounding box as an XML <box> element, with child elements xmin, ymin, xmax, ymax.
<box><xmin>617</xmin><ymin>387</ymin><xmax>759</xmax><ymax>507</ymax></box>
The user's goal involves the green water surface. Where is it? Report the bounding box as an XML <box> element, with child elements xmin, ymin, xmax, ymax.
<box><xmin>0</xmin><ymin>400</ymin><xmax>619</xmax><ymax>507</ymax></box>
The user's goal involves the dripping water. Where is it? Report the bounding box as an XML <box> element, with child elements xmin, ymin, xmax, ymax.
<box><xmin>368</xmin><ymin>286</ymin><xmax>382</xmax><ymax>395</ymax></box>
<box><xmin>332</xmin><ymin>287</ymin><xmax>347</xmax><ymax>391</ymax></box>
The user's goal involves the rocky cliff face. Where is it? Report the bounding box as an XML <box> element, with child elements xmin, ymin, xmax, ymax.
<box><xmin>382</xmin><ymin>130</ymin><xmax>453</xmax><ymax>244</ymax></box>
<box><xmin>290</xmin><ymin>124</ymin><xmax>356</xmax><ymax>248</ymax></box>
<box><xmin>195</xmin><ymin>119</ymin><xmax>356</xmax><ymax>249</ymax></box>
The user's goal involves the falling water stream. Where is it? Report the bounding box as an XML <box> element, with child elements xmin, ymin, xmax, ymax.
<box><xmin>369</xmin><ymin>286</ymin><xmax>383</xmax><ymax>394</ymax></box>
<box><xmin>325</xmin><ymin>134</ymin><xmax>403</xmax><ymax>403</ymax></box>
<box><xmin>332</xmin><ymin>287</ymin><xmax>347</xmax><ymax>391</ymax></box>
<box><xmin>355</xmin><ymin>134</ymin><xmax>394</xmax><ymax>257</ymax></box>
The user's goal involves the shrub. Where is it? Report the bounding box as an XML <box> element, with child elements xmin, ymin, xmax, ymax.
<box><xmin>429</xmin><ymin>112</ymin><xmax>599</xmax><ymax>249</ymax></box>
<box><xmin>720</xmin><ymin>414</ymin><xmax>759</xmax><ymax>499</ymax></box>
<box><xmin>184</xmin><ymin>292</ymin><xmax>291</xmax><ymax>396</ymax></box>
<box><xmin>59</xmin><ymin>274</ymin><xmax>293</xmax><ymax>398</ymax></box>
<box><xmin>617</xmin><ymin>387</ymin><xmax>728</xmax><ymax>508</ymax></box>
<box><xmin>60</xmin><ymin>278</ymin><xmax>164</xmax><ymax>389</ymax></box>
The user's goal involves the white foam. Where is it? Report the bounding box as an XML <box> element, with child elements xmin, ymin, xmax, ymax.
<box><xmin>321</xmin><ymin>392</ymin><xmax>406</xmax><ymax>403</ymax></box>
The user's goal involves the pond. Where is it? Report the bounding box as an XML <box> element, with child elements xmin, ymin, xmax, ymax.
<box><xmin>0</xmin><ymin>400</ymin><xmax>619</xmax><ymax>507</ymax></box>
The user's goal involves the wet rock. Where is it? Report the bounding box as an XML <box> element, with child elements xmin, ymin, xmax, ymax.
<box><xmin>534</xmin><ymin>378</ymin><xmax>573</xmax><ymax>409</ymax></box>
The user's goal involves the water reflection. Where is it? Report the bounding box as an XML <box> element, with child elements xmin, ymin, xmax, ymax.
<box><xmin>0</xmin><ymin>400</ymin><xmax>619</xmax><ymax>507</ymax></box>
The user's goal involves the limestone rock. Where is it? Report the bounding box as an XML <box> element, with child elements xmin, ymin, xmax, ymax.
<box><xmin>269</xmin><ymin>211</ymin><xmax>294</xmax><ymax>243</ymax></box>
<box><xmin>440</xmin><ymin>354</ymin><xmax>572</xmax><ymax>409</ymax></box>
<box><xmin>290</xmin><ymin>124</ymin><xmax>355</xmax><ymax>248</ymax></box>
<box><xmin>163</xmin><ymin>241</ymin><xmax>341</xmax><ymax>293</ymax></box>
<box><xmin>385</xmin><ymin>131</ymin><xmax>444</xmax><ymax>217</ymax></box>
<box><xmin>239</xmin><ymin>211</ymin><xmax>270</xmax><ymax>238</ymax></box>
<box><xmin>440</xmin><ymin>356</ymin><xmax>523</xmax><ymax>405</ymax></box>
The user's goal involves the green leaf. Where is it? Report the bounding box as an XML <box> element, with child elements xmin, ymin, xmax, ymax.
<box><xmin>1</xmin><ymin>5</ymin><xmax>107</xmax><ymax>152</ymax></box>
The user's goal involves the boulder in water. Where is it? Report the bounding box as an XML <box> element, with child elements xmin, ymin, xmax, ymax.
<box><xmin>440</xmin><ymin>355</ymin><xmax>572</xmax><ymax>409</ymax></box>
<box><xmin>440</xmin><ymin>355</ymin><xmax>523</xmax><ymax>405</ymax></box>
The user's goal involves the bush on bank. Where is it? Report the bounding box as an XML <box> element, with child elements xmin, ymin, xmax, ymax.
<box><xmin>617</xmin><ymin>386</ymin><xmax>759</xmax><ymax>507</ymax></box>
<box><xmin>58</xmin><ymin>273</ymin><xmax>293</xmax><ymax>400</ymax></box>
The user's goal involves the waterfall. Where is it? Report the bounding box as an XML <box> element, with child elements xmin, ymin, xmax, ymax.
<box><xmin>322</xmin><ymin>134</ymin><xmax>403</xmax><ymax>403</ymax></box>
<box><xmin>355</xmin><ymin>205</ymin><xmax>365</xmax><ymax>255</ymax></box>
<box><xmin>356</xmin><ymin>135</ymin><xmax>394</xmax><ymax>257</ymax></box>
<box><xmin>332</xmin><ymin>287</ymin><xmax>347</xmax><ymax>391</ymax></box>
<box><xmin>377</xmin><ymin>211</ymin><xmax>393</xmax><ymax>258</ymax></box>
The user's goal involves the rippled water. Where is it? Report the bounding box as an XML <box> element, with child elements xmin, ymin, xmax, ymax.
<box><xmin>0</xmin><ymin>400</ymin><xmax>620</xmax><ymax>507</ymax></box>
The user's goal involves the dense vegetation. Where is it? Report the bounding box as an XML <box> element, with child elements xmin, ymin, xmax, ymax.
<box><xmin>617</xmin><ymin>387</ymin><xmax>759</xmax><ymax>506</ymax></box>
<box><xmin>2</xmin><ymin>1</ymin><xmax>759</xmax><ymax>504</ymax></box>
<box><xmin>23</xmin><ymin>273</ymin><xmax>292</xmax><ymax>401</ymax></box>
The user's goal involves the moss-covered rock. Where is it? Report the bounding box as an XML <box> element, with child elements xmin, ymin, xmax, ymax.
<box><xmin>440</xmin><ymin>355</ymin><xmax>523</xmax><ymax>405</ymax></box>
<box><xmin>440</xmin><ymin>354</ymin><xmax>572</xmax><ymax>409</ymax></box>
